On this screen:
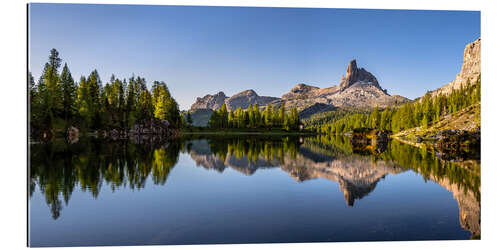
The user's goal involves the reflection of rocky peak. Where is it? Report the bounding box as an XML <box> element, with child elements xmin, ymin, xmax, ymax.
<box><xmin>279</xmin><ymin>150</ymin><xmax>404</xmax><ymax>206</ymax></box>
<box><xmin>190</xmin><ymin>153</ymin><xmax>280</xmax><ymax>175</ymax></box>
<box><xmin>427</xmin><ymin>172</ymin><xmax>480</xmax><ymax>236</ymax></box>
<box><xmin>225</xmin><ymin>156</ymin><xmax>279</xmax><ymax>175</ymax></box>
<box><xmin>190</xmin><ymin>153</ymin><xmax>227</xmax><ymax>173</ymax></box>
<box><xmin>186</xmin><ymin>139</ymin><xmax>403</xmax><ymax>206</ymax></box>
<box><xmin>187</xmin><ymin>140</ymin><xmax>280</xmax><ymax>174</ymax></box>
<box><xmin>340</xmin><ymin>179</ymin><xmax>378</xmax><ymax>206</ymax></box>
<box><xmin>340</xmin><ymin>59</ymin><xmax>381</xmax><ymax>90</ymax></box>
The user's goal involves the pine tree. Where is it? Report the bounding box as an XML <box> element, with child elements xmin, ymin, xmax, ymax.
<box><xmin>87</xmin><ymin>70</ymin><xmax>102</xmax><ymax>129</ymax></box>
<box><xmin>219</xmin><ymin>104</ymin><xmax>228</xmax><ymax>128</ymax></box>
<box><xmin>59</xmin><ymin>63</ymin><xmax>77</xmax><ymax>126</ymax></box>
<box><xmin>42</xmin><ymin>49</ymin><xmax>64</xmax><ymax>129</ymax></box>
<box><xmin>279</xmin><ymin>104</ymin><xmax>286</xmax><ymax>127</ymax></box>
<box><xmin>264</xmin><ymin>104</ymin><xmax>272</xmax><ymax>127</ymax></box>
<box><xmin>186</xmin><ymin>112</ymin><xmax>193</xmax><ymax>126</ymax></box>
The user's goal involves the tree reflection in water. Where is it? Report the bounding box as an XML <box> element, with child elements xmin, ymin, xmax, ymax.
<box><xmin>29</xmin><ymin>134</ymin><xmax>480</xmax><ymax>237</ymax></box>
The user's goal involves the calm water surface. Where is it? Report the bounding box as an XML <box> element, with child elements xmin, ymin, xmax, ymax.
<box><xmin>28</xmin><ymin>135</ymin><xmax>480</xmax><ymax>247</ymax></box>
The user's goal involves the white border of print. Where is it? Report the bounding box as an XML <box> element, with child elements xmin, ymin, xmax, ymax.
<box><xmin>2</xmin><ymin>0</ymin><xmax>499</xmax><ymax>250</ymax></box>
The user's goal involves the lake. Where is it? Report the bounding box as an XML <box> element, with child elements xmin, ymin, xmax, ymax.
<box><xmin>28</xmin><ymin>135</ymin><xmax>480</xmax><ymax>247</ymax></box>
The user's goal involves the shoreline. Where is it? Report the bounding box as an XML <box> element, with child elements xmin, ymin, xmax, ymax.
<box><xmin>180</xmin><ymin>131</ymin><xmax>316</xmax><ymax>136</ymax></box>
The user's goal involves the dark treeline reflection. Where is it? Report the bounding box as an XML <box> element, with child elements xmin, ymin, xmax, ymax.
<box><xmin>30</xmin><ymin>134</ymin><xmax>480</xmax><ymax>237</ymax></box>
<box><xmin>204</xmin><ymin>135</ymin><xmax>300</xmax><ymax>165</ymax></box>
<box><xmin>30</xmin><ymin>138</ymin><xmax>181</xmax><ymax>219</ymax></box>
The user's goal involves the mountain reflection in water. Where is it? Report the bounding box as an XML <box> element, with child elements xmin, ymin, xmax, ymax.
<box><xmin>29</xmin><ymin>134</ymin><xmax>480</xmax><ymax>238</ymax></box>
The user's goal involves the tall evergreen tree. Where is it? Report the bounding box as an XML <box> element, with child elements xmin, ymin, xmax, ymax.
<box><xmin>59</xmin><ymin>63</ymin><xmax>77</xmax><ymax>126</ymax></box>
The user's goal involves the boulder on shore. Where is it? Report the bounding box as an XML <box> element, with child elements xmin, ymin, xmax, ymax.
<box><xmin>66</xmin><ymin>126</ymin><xmax>79</xmax><ymax>144</ymax></box>
<box><xmin>433</xmin><ymin>129</ymin><xmax>480</xmax><ymax>160</ymax></box>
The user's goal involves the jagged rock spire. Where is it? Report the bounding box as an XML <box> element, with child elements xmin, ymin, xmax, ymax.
<box><xmin>339</xmin><ymin>59</ymin><xmax>381</xmax><ymax>90</ymax></box>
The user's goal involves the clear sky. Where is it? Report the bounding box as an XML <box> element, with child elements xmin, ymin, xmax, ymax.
<box><xmin>29</xmin><ymin>3</ymin><xmax>480</xmax><ymax>110</ymax></box>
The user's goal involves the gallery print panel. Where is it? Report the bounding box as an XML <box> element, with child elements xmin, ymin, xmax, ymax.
<box><xmin>28</xmin><ymin>3</ymin><xmax>480</xmax><ymax>247</ymax></box>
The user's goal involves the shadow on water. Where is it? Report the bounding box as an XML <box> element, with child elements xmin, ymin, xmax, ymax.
<box><xmin>29</xmin><ymin>134</ymin><xmax>480</xmax><ymax>238</ymax></box>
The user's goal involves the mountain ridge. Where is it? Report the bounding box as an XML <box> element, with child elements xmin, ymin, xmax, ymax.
<box><xmin>189</xmin><ymin>59</ymin><xmax>409</xmax><ymax>113</ymax></box>
<box><xmin>429</xmin><ymin>38</ymin><xmax>481</xmax><ymax>97</ymax></box>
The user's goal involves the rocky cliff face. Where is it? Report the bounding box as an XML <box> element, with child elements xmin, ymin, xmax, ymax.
<box><xmin>340</xmin><ymin>59</ymin><xmax>381</xmax><ymax>90</ymax></box>
<box><xmin>281</xmin><ymin>83</ymin><xmax>321</xmax><ymax>100</ymax></box>
<box><xmin>431</xmin><ymin>38</ymin><xmax>481</xmax><ymax>96</ymax></box>
<box><xmin>190</xmin><ymin>91</ymin><xmax>228</xmax><ymax>110</ymax></box>
<box><xmin>225</xmin><ymin>89</ymin><xmax>280</xmax><ymax>110</ymax></box>
<box><xmin>190</xmin><ymin>89</ymin><xmax>279</xmax><ymax>111</ymax></box>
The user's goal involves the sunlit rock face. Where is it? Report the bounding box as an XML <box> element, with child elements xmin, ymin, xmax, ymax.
<box><xmin>431</xmin><ymin>38</ymin><xmax>481</xmax><ymax>96</ymax></box>
<box><xmin>190</xmin><ymin>59</ymin><xmax>409</xmax><ymax>118</ymax></box>
<box><xmin>190</xmin><ymin>91</ymin><xmax>228</xmax><ymax>110</ymax></box>
<box><xmin>339</xmin><ymin>59</ymin><xmax>381</xmax><ymax>90</ymax></box>
<box><xmin>280</xmin><ymin>59</ymin><xmax>409</xmax><ymax>110</ymax></box>
<box><xmin>225</xmin><ymin>89</ymin><xmax>280</xmax><ymax>111</ymax></box>
<box><xmin>190</xmin><ymin>89</ymin><xmax>279</xmax><ymax>111</ymax></box>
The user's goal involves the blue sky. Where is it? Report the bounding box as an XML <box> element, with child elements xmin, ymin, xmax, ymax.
<box><xmin>29</xmin><ymin>4</ymin><xmax>480</xmax><ymax>110</ymax></box>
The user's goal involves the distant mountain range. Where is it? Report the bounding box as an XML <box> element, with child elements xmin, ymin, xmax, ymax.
<box><xmin>190</xmin><ymin>59</ymin><xmax>408</xmax><ymax>112</ymax></box>
<box><xmin>188</xmin><ymin>38</ymin><xmax>480</xmax><ymax>126</ymax></box>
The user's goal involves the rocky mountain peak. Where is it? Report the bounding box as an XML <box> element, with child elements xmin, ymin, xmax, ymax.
<box><xmin>340</xmin><ymin>59</ymin><xmax>381</xmax><ymax>90</ymax></box>
<box><xmin>215</xmin><ymin>91</ymin><xmax>226</xmax><ymax>97</ymax></box>
<box><xmin>191</xmin><ymin>89</ymin><xmax>280</xmax><ymax>111</ymax></box>
<box><xmin>233</xmin><ymin>89</ymin><xmax>258</xmax><ymax>97</ymax></box>
<box><xmin>457</xmin><ymin>38</ymin><xmax>481</xmax><ymax>83</ymax></box>
<box><xmin>226</xmin><ymin>89</ymin><xmax>280</xmax><ymax>110</ymax></box>
<box><xmin>292</xmin><ymin>83</ymin><xmax>319</xmax><ymax>92</ymax></box>
<box><xmin>190</xmin><ymin>91</ymin><xmax>228</xmax><ymax>110</ymax></box>
<box><xmin>190</xmin><ymin>58</ymin><xmax>409</xmax><ymax>116</ymax></box>
<box><xmin>430</xmin><ymin>38</ymin><xmax>481</xmax><ymax>97</ymax></box>
<box><xmin>281</xmin><ymin>83</ymin><xmax>320</xmax><ymax>99</ymax></box>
